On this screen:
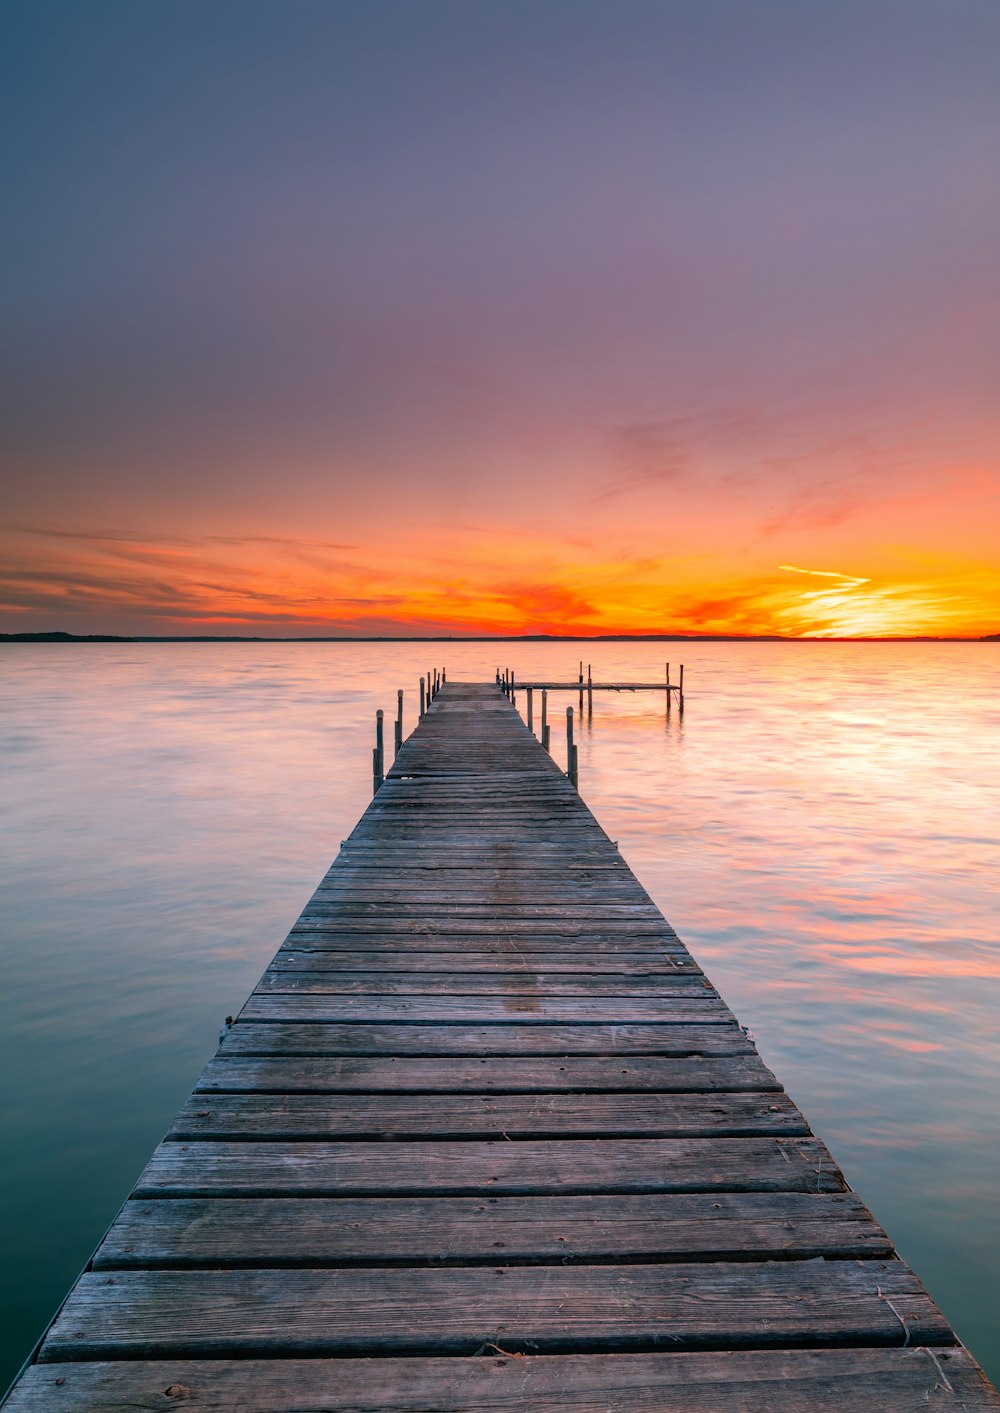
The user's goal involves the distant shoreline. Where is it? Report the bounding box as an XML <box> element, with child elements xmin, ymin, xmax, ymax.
<box><xmin>3</xmin><ymin>631</ymin><xmax>997</xmax><ymax>644</ymax></box>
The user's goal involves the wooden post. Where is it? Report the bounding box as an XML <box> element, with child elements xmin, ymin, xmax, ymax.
<box><xmin>527</xmin><ymin>686</ymin><xmax>534</xmax><ymax>732</ymax></box>
<box><xmin>587</xmin><ymin>663</ymin><xmax>593</xmax><ymax>716</ymax></box>
<box><xmin>395</xmin><ymin>690</ymin><xmax>403</xmax><ymax>757</ymax></box>
<box><xmin>666</xmin><ymin>662</ymin><xmax>671</xmax><ymax>714</ymax></box>
<box><xmin>566</xmin><ymin>705</ymin><xmax>575</xmax><ymax>785</ymax></box>
<box><xmin>578</xmin><ymin>660</ymin><xmax>583</xmax><ymax>713</ymax></box>
<box><xmin>679</xmin><ymin>664</ymin><xmax>685</xmax><ymax>709</ymax></box>
<box><xmin>541</xmin><ymin>688</ymin><xmax>549</xmax><ymax>752</ymax></box>
<box><xmin>442</xmin><ymin>668</ymin><xmax>446</xmax><ymax>684</ymax></box>
<box><xmin>372</xmin><ymin>747</ymin><xmax>380</xmax><ymax>795</ymax></box>
<box><xmin>571</xmin><ymin>741</ymin><xmax>579</xmax><ymax>789</ymax></box>
<box><xmin>510</xmin><ymin>669</ymin><xmax>515</xmax><ymax>701</ymax></box>
<box><xmin>420</xmin><ymin>676</ymin><xmax>425</xmax><ymax>716</ymax></box>
<box><xmin>375</xmin><ymin>709</ymin><xmax>384</xmax><ymax>787</ymax></box>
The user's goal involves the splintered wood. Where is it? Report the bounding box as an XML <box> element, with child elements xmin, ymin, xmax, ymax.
<box><xmin>6</xmin><ymin>684</ymin><xmax>997</xmax><ymax>1410</ymax></box>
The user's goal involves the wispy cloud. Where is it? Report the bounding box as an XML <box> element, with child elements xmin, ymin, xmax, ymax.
<box><xmin>779</xmin><ymin>564</ymin><xmax>871</xmax><ymax>587</ymax></box>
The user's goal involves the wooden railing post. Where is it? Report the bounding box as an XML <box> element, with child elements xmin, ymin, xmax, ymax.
<box><xmin>541</xmin><ymin>688</ymin><xmax>549</xmax><ymax>751</ymax></box>
<box><xmin>679</xmin><ymin>664</ymin><xmax>685</xmax><ymax>709</ymax></box>
<box><xmin>420</xmin><ymin>676</ymin><xmax>425</xmax><ymax>716</ymax></box>
<box><xmin>527</xmin><ymin>686</ymin><xmax>534</xmax><ymax>732</ymax></box>
<box><xmin>395</xmin><ymin>690</ymin><xmax>403</xmax><ymax>757</ymax></box>
<box><xmin>566</xmin><ymin>706</ymin><xmax>576</xmax><ymax>786</ymax></box>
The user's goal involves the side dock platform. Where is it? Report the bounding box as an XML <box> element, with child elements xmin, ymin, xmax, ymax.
<box><xmin>5</xmin><ymin>682</ymin><xmax>998</xmax><ymax>1409</ymax></box>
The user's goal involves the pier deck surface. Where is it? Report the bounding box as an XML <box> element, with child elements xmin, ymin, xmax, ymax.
<box><xmin>6</xmin><ymin>683</ymin><xmax>998</xmax><ymax>1410</ymax></box>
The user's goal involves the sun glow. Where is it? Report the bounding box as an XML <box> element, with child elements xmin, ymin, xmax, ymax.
<box><xmin>1</xmin><ymin>521</ymin><xmax>996</xmax><ymax>638</ymax></box>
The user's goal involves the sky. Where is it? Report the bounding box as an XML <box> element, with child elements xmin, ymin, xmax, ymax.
<box><xmin>2</xmin><ymin>0</ymin><xmax>998</xmax><ymax>638</ymax></box>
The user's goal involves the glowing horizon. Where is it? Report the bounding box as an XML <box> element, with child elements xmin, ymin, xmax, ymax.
<box><xmin>2</xmin><ymin>520</ymin><xmax>996</xmax><ymax>638</ymax></box>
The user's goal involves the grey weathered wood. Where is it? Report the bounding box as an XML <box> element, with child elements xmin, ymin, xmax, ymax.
<box><xmin>271</xmin><ymin>948</ymin><xmax>699</xmax><ymax>971</ymax></box>
<box><xmin>93</xmin><ymin>1191</ymin><xmax>892</xmax><ymax>1268</ymax></box>
<box><xmin>238</xmin><ymin>995</ymin><xmax>732</xmax><ymax>1023</ymax></box>
<box><xmin>40</xmin><ymin>1261</ymin><xmax>951</xmax><ymax>1360</ymax></box>
<box><xmin>195</xmin><ymin>1054</ymin><xmax>778</xmax><ymax>1092</ymax></box>
<box><xmin>218</xmin><ymin>1021</ymin><xmax>755</xmax><ymax>1056</ymax></box>
<box><xmin>255</xmin><ymin>970</ymin><xmax>710</xmax><ymax>995</ymax></box>
<box><xmin>134</xmin><ymin>1136</ymin><xmax>846</xmax><ymax>1196</ymax></box>
<box><xmin>8</xmin><ymin>1348</ymin><xmax>994</xmax><ymax>1412</ymax></box>
<box><xmin>168</xmin><ymin>1091</ymin><xmax>807</xmax><ymax>1140</ymax></box>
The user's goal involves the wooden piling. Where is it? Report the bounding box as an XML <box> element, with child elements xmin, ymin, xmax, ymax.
<box><xmin>541</xmin><ymin>687</ymin><xmax>549</xmax><ymax>752</ymax></box>
<box><xmin>587</xmin><ymin>663</ymin><xmax>593</xmax><ymax>716</ymax></box>
<box><xmin>679</xmin><ymin>664</ymin><xmax>685</xmax><ymax>708</ymax></box>
<box><xmin>566</xmin><ymin>705</ymin><xmax>575</xmax><ymax>785</ymax></box>
<box><xmin>395</xmin><ymin>691</ymin><xmax>403</xmax><ymax>758</ymax></box>
<box><xmin>419</xmin><ymin>676</ymin><xmax>425</xmax><ymax>716</ymax></box>
<box><xmin>527</xmin><ymin>686</ymin><xmax>534</xmax><ymax>732</ymax></box>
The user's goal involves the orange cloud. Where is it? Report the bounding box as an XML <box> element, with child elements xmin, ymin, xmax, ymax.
<box><xmin>1</xmin><ymin>523</ymin><xmax>996</xmax><ymax>638</ymax></box>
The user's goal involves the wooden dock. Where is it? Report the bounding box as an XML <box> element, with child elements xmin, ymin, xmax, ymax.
<box><xmin>5</xmin><ymin>682</ymin><xmax>998</xmax><ymax>1409</ymax></box>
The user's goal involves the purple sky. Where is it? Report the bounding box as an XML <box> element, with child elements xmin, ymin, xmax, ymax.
<box><xmin>2</xmin><ymin>1</ymin><xmax>998</xmax><ymax>635</ymax></box>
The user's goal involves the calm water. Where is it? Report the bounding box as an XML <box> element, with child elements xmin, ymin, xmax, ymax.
<box><xmin>1</xmin><ymin>641</ymin><xmax>998</xmax><ymax>1387</ymax></box>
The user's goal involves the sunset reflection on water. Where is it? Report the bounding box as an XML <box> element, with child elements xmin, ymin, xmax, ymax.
<box><xmin>1</xmin><ymin>640</ymin><xmax>998</xmax><ymax>1385</ymax></box>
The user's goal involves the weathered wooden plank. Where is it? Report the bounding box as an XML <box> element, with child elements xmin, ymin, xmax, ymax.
<box><xmin>94</xmin><ymin>1192</ymin><xmax>891</xmax><ymax>1268</ymax></box>
<box><xmin>196</xmin><ymin>1053</ymin><xmax>779</xmax><ymax>1093</ymax></box>
<box><xmin>169</xmin><ymin>1091</ymin><xmax>807</xmax><ymax>1140</ymax></box>
<box><xmin>40</xmin><ymin>1260</ymin><xmax>951</xmax><ymax>1360</ymax></box>
<box><xmin>291</xmin><ymin>914</ymin><xmax>680</xmax><ymax>932</ymax></box>
<box><xmin>255</xmin><ymin>970</ymin><xmax>711</xmax><ymax>995</ymax></box>
<box><xmin>239</xmin><ymin>995</ymin><xmax>732</xmax><ymax>1023</ymax></box>
<box><xmin>324</xmin><ymin>857</ymin><xmax>631</xmax><ymax>868</ymax></box>
<box><xmin>287</xmin><ymin>927</ymin><xmax>684</xmax><ymax>948</ymax></box>
<box><xmin>272</xmin><ymin>948</ymin><xmax>698</xmax><ymax>971</ymax></box>
<box><xmin>135</xmin><ymin>1136</ymin><xmax>845</xmax><ymax>1196</ymax></box>
<box><xmin>332</xmin><ymin>849</ymin><xmax>627</xmax><ymax>862</ymax></box>
<box><xmin>10</xmin><ymin>1348</ymin><xmax>993</xmax><ymax>1412</ymax></box>
<box><xmin>219</xmin><ymin>1022</ymin><xmax>755</xmax><ymax>1056</ymax></box>
<box><xmin>321</xmin><ymin>878</ymin><xmax>642</xmax><ymax>892</ymax></box>
<box><xmin>299</xmin><ymin>903</ymin><xmax>670</xmax><ymax>918</ymax></box>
